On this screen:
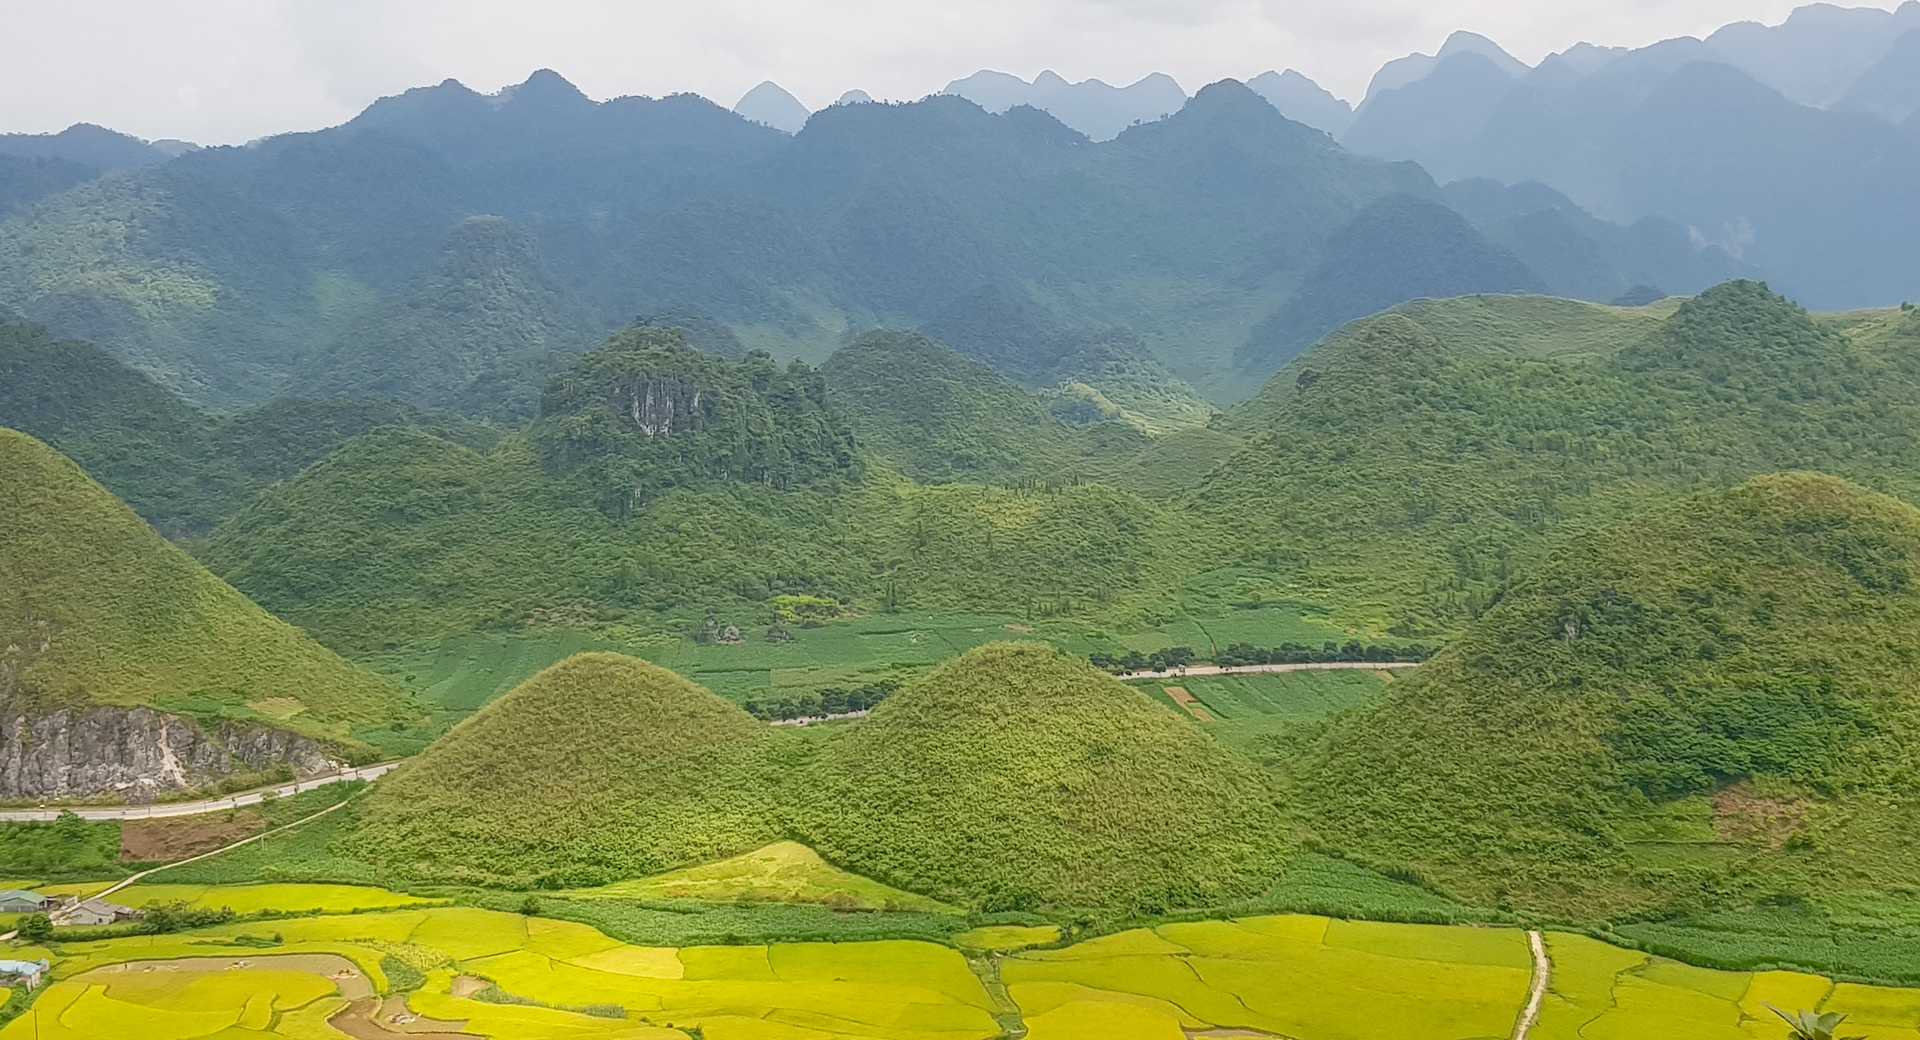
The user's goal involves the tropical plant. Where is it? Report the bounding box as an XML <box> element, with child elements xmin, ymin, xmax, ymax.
<box><xmin>1768</xmin><ymin>1006</ymin><xmax>1865</xmax><ymax>1040</ymax></box>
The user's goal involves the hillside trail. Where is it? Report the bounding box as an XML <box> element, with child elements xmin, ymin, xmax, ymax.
<box><xmin>1513</xmin><ymin>930</ymin><xmax>1551</xmax><ymax>1040</ymax></box>
<box><xmin>0</xmin><ymin>787</ymin><xmax>373</xmax><ymax>937</ymax></box>
<box><xmin>0</xmin><ymin>761</ymin><xmax>400</xmax><ymax>823</ymax></box>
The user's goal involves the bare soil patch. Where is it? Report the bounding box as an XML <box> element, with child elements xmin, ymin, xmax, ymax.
<box><xmin>1163</xmin><ymin>686</ymin><xmax>1216</xmax><ymax>722</ymax></box>
<box><xmin>120</xmin><ymin>810</ymin><xmax>266</xmax><ymax>862</ymax></box>
<box><xmin>1713</xmin><ymin>784</ymin><xmax>1810</xmax><ymax>848</ymax></box>
<box><xmin>331</xmin><ymin>997</ymin><xmax>475</xmax><ymax>1040</ymax></box>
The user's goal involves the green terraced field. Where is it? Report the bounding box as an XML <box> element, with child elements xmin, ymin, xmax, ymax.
<box><xmin>358</xmin><ymin>605</ymin><xmax>1362</xmax><ymax>739</ymax></box>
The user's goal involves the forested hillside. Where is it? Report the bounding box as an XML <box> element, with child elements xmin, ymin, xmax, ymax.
<box><xmin>0</xmin><ymin>320</ymin><xmax>493</xmax><ymax>535</ymax></box>
<box><xmin>1197</xmin><ymin>283</ymin><xmax>1920</xmax><ymax>635</ymax></box>
<box><xmin>1297</xmin><ymin>474</ymin><xmax>1920</xmax><ymax>920</ymax></box>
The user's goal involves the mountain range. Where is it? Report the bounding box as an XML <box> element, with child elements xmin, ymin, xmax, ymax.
<box><xmin>0</xmin><ymin>72</ymin><xmax>1751</xmax><ymax>412</ymax></box>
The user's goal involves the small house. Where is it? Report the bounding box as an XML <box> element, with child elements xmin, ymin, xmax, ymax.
<box><xmin>0</xmin><ymin>959</ymin><xmax>48</xmax><ymax>990</ymax></box>
<box><xmin>62</xmin><ymin>898</ymin><xmax>139</xmax><ymax>928</ymax></box>
<box><xmin>0</xmin><ymin>891</ymin><xmax>48</xmax><ymax>914</ymax></box>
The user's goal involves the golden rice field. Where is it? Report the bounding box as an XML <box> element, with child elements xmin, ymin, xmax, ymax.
<box><xmin>562</xmin><ymin>841</ymin><xmax>957</xmax><ymax>914</ymax></box>
<box><xmin>33</xmin><ymin>882</ymin><xmax>437</xmax><ymax>916</ymax></box>
<box><xmin>3</xmin><ymin>896</ymin><xmax>1919</xmax><ymax>1038</ymax></box>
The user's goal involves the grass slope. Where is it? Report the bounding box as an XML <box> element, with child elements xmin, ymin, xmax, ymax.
<box><xmin>345</xmin><ymin>645</ymin><xmax>1290</xmax><ymax>911</ymax></box>
<box><xmin>797</xmin><ymin>643</ymin><xmax>1293</xmax><ymax>912</ymax></box>
<box><xmin>0</xmin><ymin>429</ymin><xmax>410</xmax><ymax>741</ymax></box>
<box><xmin>1296</xmin><ymin>473</ymin><xmax>1920</xmax><ymax>918</ymax></box>
<box><xmin>347</xmin><ymin>653</ymin><xmax>780</xmax><ymax>887</ymax></box>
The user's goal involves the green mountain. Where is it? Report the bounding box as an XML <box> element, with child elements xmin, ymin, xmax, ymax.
<box><xmin>536</xmin><ymin>327</ymin><xmax>858</xmax><ymax>517</ymax></box>
<box><xmin>822</xmin><ymin>329</ymin><xmax>1122</xmax><ymax>483</ymax></box>
<box><xmin>202</xmin><ymin>417</ymin><xmax>1185</xmax><ymax>652</ymax></box>
<box><xmin>796</xmin><ymin>643</ymin><xmax>1292</xmax><ymax>912</ymax></box>
<box><xmin>1237</xmin><ymin>193</ymin><xmax>1545</xmax><ymax>371</ymax></box>
<box><xmin>346</xmin><ymin>653</ymin><xmax>780</xmax><ymax>887</ymax></box>
<box><xmin>1295</xmin><ymin>474</ymin><xmax>1920</xmax><ymax>918</ymax></box>
<box><xmin>346</xmin><ymin>644</ymin><xmax>1289</xmax><ymax>909</ymax></box>
<box><xmin>0</xmin><ymin>320</ymin><xmax>496</xmax><ymax>536</ymax></box>
<box><xmin>302</xmin><ymin>215</ymin><xmax>598</xmax><ymax>417</ymax></box>
<box><xmin>1198</xmin><ymin>282</ymin><xmax>1920</xmax><ymax>636</ymax></box>
<box><xmin>0</xmin><ymin>72</ymin><xmax>1718</xmax><ymax>409</ymax></box>
<box><xmin>0</xmin><ymin>428</ymin><xmax>410</xmax><ymax>743</ymax></box>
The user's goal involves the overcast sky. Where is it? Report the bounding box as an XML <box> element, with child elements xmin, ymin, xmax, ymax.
<box><xmin>0</xmin><ymin>1</ymin><xmax>1902</xmax><ymax>144</ymax></box>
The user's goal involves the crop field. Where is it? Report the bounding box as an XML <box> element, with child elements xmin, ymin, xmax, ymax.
<box><xmin>5</xmin><ymin>892</ymin><xmax>1920</xmax><ymax>1038</ymax></box>
<box><xmin>563</xmin><ymin>842</ymin><xmax>957</xmax><ymax>914</ymax></box>
<box><xmin>33</xmin><ymin>881</ymin><xmax>435</xmax><ymax>916</ymax></box>
<box><xmin>1004</xmin><ymin>915</ymin><xmax>1533</xmax><ymax>1040</ymax></box>
<box><xmin>952</xmin><ymin>925</ymin><xmax>1062</xmax><ymax>952</ymax></box>
<box><xmin>357</xmin><ymin>605</ymin><xmax>1362</xmax><ymax>734</ymax></box>
<box><xmin>3</xmin><ymin>905</ymin><xmax>1003</xmax><ymax>1040</ymax></box>
<box><xmin>1534</xmin><ymin>932</ymin><xmax>1920</xmax><ymax>1039</ymax></box>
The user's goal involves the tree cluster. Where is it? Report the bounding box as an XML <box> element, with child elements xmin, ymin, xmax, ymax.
<box><xmin>744</xmin><ymin>679</ymin><xmax>900</xmax><ymax>721</ymax></box>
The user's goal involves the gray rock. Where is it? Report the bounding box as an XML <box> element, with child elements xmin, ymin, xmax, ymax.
<box><xmin>0</xmin><ymin>703</ymin><xmax>342</xmax><ymax>802</ymax></box>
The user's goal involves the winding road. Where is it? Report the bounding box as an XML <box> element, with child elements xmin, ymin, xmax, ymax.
<box><xmin>1118</xmin><ymin>660</ymin><xmax>1422</xmax><ymax>681</ymax></box>
<box><xmin>0</xmin><ymin>762</ymin><xmax>400</xmax><ymax>823</ymax></box>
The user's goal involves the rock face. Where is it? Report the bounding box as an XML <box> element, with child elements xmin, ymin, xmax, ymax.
<box><xmin>0</xmin><ymin>703</ymin><xmax>343</xmax><ymax>802</ymax></box>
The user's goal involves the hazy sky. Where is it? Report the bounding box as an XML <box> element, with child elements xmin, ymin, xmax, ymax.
<box><xmin>0</xmin><ymin>0</ymin><xmax>1903</xmax><ymax>144</ymax></box>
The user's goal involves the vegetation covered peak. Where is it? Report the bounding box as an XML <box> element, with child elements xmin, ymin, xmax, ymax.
<box><xmin>1297</xmin><ymin>473</ymin><xmax>1920</xmax><ymax>916</ymax></box>
<box><xmin>0</xmin><ymin>428</ymin><xmax>410</xmax><ymax>741</ymax></box>
<box><xmin>796</xmin><ymin>643</ymin><xmax>1295</xmax><ymax>912</ymax></box>
<box><xmin>535</xmin><ymin>326</ymin><xmax>859</xmax><ymax>515</ymax></box>
<box><xmin>347</xmin><ymin>652</ymin><xmax>779</xmax><ymax>887</ymax></box>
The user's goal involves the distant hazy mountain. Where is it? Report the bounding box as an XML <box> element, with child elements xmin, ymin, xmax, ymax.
<box><xmin>1344</xmin><ymin>52</ymin><xmax>1519</xmax><ymax>182</ymax></box>
<box><xmin>1339</xmin><ymin>12</ymin><xmax>1920</xmax><ymax>310</ymax></box>
<box><xmin>834</xmin><ymin>89</ymin><xmax>874</xmax><ymax>106</ymax></box>
<box><xmin>0</xmin><ymin>69</ymin><xmax>1817</xmax><ymax>408</ymax></box>
<box><xmin>1703</xmin><ymin>1</ymin><xmax>1920</xmax><ymax>107</ymax></box>
<box><xmin>0</xmin><ymin>122</ymin><xmax>179</xmax><ymax>170</ymax></box>
<box><xmin>1237</xmin><ymin>193</ymin><xmax>1546</xmax><ymax>371</ymax></box>
<box><xmin>1359</xmin><ymin>30</ymin><xmax>1528</xmax><ymax>109</ymax></box>
<box><xmin>1442</xmin><ymin>179</ymin><xmax>1756</xmax><ymax>302</ymax></box>
<box><xmin>733</xmin><ymin>80</ymin><xmax>810</xmax><ymax>133</ymax></box>
<box><xmin>1245</xmin><ymin>70</ymin><xmax>1353</xmax><ymax>135</ymax></box>
<box><xmin>1835</xmin><ymin>27</ymin><xmax>1920</xmax><ymax>123</ymax></box>
<box><xmin>941</xmin><ymin>69</ymin><xmax>1186</xmax><ymax>139</ymax></box>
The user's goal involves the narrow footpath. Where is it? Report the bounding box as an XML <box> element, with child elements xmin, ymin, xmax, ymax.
<box><xmin>1513</xmin><ymin>930</ymin><xmax>1551</xmax><ymax>1040</ymax></box>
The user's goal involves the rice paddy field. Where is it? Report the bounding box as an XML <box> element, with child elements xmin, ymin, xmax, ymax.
<box><xmin>6</xmin><ymin>895</ymin><xmax>1919</xmax><ymax>1039</ymax></box>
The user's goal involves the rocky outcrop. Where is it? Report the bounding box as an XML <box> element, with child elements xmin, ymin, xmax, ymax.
<box><xmin>0</xmin><ymin>703</ymin><xmax>343</xmax><ymax>803</ymax></box>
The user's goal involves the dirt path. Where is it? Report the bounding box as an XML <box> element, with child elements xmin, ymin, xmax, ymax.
<box><xmin>1512</xmin><ymin>930</ymin><xmax>1551</xmax><ymax>1040</ymax></box>
<box><xmin>1119</xmin><ymin>661</ymin><xmax>1422</xmax><ymax>682</ymax></box>
<box><xmin>0</xmin><ymin>761</ymin><xmax>401</xmax><ymax>823</ymax></box>
<box><xmin>22</xmin><ymin>786</ymin><xmax>374</xmax><ymax>930</ymax></box>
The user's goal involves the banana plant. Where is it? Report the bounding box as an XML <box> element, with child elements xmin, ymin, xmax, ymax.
<box><xmin>1769</xmin><ymin>1006</ymin><xmax>1866</xmax><ymax>1040</ymax></box>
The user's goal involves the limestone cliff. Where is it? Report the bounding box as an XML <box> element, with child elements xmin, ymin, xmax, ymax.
<box><xmin>0</xmin><ymin>703</ymin><xmax>343</xmax><ymax>802</ymax></box>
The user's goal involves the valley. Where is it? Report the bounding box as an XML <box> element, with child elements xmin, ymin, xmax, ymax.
<box><xmin>6</xmin><ymin>5</ymin><xmax>1920</xmax><ymax>1034</ymax></box>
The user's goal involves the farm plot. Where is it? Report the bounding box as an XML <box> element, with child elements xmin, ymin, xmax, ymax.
<box><xmin>1002</xmin><ymin>915</ymin><xmax>1533</xmax><ymax>1040</ymax></box>
<box><xmin>563</xmin><ymin>841</ymin><xmax>957</xmax><ymax>913</ymax></box>
<box><xmin>34</xmin><ymin>882</ymin><xmax>435</xmax><ymax>916</ymax></box>
<box><xmin>4</xmin><ymin>905</ymin><xmax>1001</xmax><ymax>1040</ymax></box>
<box><xmin>1533</xmin><ymin>933</ymin><xmax>1920</xmax><ymax>1040</ymax></box>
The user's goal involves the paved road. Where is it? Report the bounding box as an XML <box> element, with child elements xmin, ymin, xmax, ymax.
<box><xmin>1119</xmin><ymin>660</ymin><xmax>1422</xmax><ymax>681</ymax></box>
<box><xmin>0</xmin><ymin>762</ymin><xmax>401</xmax><ymax>822</ymax></box>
